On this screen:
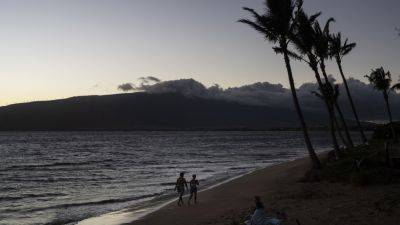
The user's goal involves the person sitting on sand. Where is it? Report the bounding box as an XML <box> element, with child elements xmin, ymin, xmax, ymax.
<box><xmin>188</xmin><ymin>174</ymin><xmax>199</xmax><ymax>205</ymax></box>
<box><xmin>245</xmin><ymin>196</ymin><xmax>282</xmax><ymax>225</ymax></box>
<box><xmin>174</xmin><ymin>172</ymin><xmax>188</xmax><ymax>206</ymax></box>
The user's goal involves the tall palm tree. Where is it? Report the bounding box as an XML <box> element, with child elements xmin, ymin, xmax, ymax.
<box><xmin>238</xmin><ymin>0</ymin><xmax>321</xmax><ymax>169</ymax></box>
<box><xmin>330</xmin><ymin>33</ymin><xmax>367</xmax><ymax>144</ymax></box>
<box><xmin>290</xmin><ymin>9</ymin><xmax>341</xmax><ymax>155</ymax></box>
<box><xmin>313</xmin><ymin>20</ymin><xmax>354</xmax><ymax>148</ymax></box>
<box><xmin>312</xmin><ymin>83</ymin><xmax>341</xmax><ymax>158</ymax></box>
<box><xmin>365</xmin><ymin>67</ymin><xmax>397</xmax><ymax>140</ymax></box>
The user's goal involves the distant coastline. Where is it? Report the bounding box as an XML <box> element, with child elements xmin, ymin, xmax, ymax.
<box><xmin>0</xmin><ymin>92</ymin><xmax>378</xmax><ymax>131</ymax></box>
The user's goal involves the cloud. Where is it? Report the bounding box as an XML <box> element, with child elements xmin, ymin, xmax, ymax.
<box><xmin>118</xmin><ymin>83</ymin><xmax>135</xmax><ymax>92</ymax></box>
<box><xmin>135</xmin><ymin>78</ymin><xmax>209</xmax><ymax>97</ymax></box>
<box><xmin>139</xmin><ymin>76</ymin><xmax>161</xmax><ymax>84</ymax></box>
<box><xmin>118</xmin><ymin>77</ymin><xmax>162</xmax><ymax>92</ymax></box>
<box><xmin>117</xmin><ymin>76</ymin><xmax>400</xmax><ymax>121</ymax></box>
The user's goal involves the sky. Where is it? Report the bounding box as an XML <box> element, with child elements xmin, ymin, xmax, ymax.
<box><xmin>0</xmin><ymin>0</ymin><xmax>399</xmax><ymax>106</ymax></box>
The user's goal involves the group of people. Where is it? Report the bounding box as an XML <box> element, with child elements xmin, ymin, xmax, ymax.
<box><xmin>174</xmin><ymin>173</ymin><xmax>282</xmax><ymax>225</ymax></box>
<box><xmin>174</xmin><ymin>172</ymin><xmax>199</xmax><ymax>206</ymax></box>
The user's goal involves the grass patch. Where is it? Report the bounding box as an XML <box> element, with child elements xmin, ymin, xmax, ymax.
<box><xmin>305</xmin><ymin>139</ymin><xmax>400</xmax><ymax>185</ymax></box>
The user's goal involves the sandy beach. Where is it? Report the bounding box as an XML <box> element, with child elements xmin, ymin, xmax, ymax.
<box><xmin>129</xmin><ymin>155</ymin><xmax>400</xmax><ymax>225</ymax></box>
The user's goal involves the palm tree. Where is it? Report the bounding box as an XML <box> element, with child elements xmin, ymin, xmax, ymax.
<box><xmin>313</xmin><ymin>20</ymin><xmax>354</xmax><ymax>148</ymax></box>
<box><xmin>290</xmin><ymin>9</ymin><xmax>341</xmax><ymax>155</ymax></box>
<box><xmin>365</xmin><ymin>67</ymin><xmax>397</xmax><ymax>140</ymax></box>
<box><xmin>312</xmin><ymin>83</ymin><xmax>341</xmax><ymax>158</ymax></box>
<box><xmin>238</xmin><ymin>0</ymin><xmax>321</xmax><ymax>169</ymax></box>
<box><xmin>313</xmin><ymin>19</ymin><xmax>334</xmax><ymax>82</ymax></box>
<box><xmin>330</xmin><ymin>33</ymin><xmax>367</xmax><ymax>144</ymax></box>
<box><xmin>332</xmin><ymin>84</ymin><xmax>353</xmax><ymax>148</ymax></box>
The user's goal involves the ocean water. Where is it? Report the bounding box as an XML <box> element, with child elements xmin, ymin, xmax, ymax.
<box><xmin>0</xmin><ymin>131</ymin><xmax>367</xmax><ymax>225</ymax></box>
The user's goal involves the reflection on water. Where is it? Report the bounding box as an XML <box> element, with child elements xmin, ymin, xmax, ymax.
<box><xmin>0</xmin><ymin>131</ymin><xmax>368</xmax><ymax>225</ymax></box>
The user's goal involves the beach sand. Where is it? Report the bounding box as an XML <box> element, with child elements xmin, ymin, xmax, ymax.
<box><xmin>128</xmin><ymin>156</ymin><xmax>400</xmax><ymax>225</ymax></box>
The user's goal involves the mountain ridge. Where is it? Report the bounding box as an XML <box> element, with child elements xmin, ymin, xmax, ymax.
<box><xmin>0</xmin><ymin>92</ymin><xmax>333</xmax><ymax>131</ymax></box>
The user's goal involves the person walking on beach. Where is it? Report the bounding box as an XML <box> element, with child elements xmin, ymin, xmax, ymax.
<box><xmin>174</xmin><ymin>172</ymin><xmax>188</xmax><ymax>206</ymax></box>
<box><xmin>188</xmin><ymin>174</ymin><xmax>199</xmax><ymax>205</ymax></box>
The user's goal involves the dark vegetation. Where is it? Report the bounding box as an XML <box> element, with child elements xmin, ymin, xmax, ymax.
<box><xmin>240</xmin><ymin>0</ymin><xmax>400</xmax><ymax>171</ymax></box>
<box><xmin>305</xmin><ymin>139</ymin><xmax>400</xmax><ymax>186</ymax></box>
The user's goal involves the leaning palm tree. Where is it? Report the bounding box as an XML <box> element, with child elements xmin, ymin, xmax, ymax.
<box><xmin>315</xmin><ymin>86</ymin><xmax>348</xmax><ymax>148</ymax></box>
<box><xmin>313</xmin><ymin>18</ymin><xmax>335</xmax><ymax>83</ymax></box>
<box><xmin>290</xmin><ymin>9</ymin><xmax>341</xmax><ymax>155</ymax></box>
<box><xmin>313</xmin><ymin>20</ymin><xmax>354</xmax><ymax>148</ymax></box>
<box><xmin>365</xmin><ymin>67</ymin><xmax>397</xmax><ymax>140</ymax></box>
<box><xmin>332</xmin><ymin>84</ymin><xmax>353</xmax><ymax>148</ymax></box>
<box><xmin>238</xmin><ymin>0</ymin><xmax>321</xmax><ymax>169</ymax></box>
<box><xmin>330</xmin><ymin>33</ymin><xmax>367</xmax><ymax>144</ymax></box>
<box><xmin>312</xmin><ymin>83</ymin><xmax>341</xmax><ymax>158</ymax></box>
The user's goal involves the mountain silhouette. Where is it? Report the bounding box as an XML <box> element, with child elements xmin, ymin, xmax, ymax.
<box><xmin>0</xmin><ymin>92</ymin><xmax>337</xmax><ymax>131</ymax></box>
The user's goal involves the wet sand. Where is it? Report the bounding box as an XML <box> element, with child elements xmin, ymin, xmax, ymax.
<box><xmin>128</xmin><ymin>155</ymin><xmax>400</xmax><ymax>225</ymax></box>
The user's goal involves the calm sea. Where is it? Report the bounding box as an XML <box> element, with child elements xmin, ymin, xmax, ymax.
<box><xmin>0</xmin><ymin>131</ymin><xmax>368</xmax><ymax>225</ymax></box>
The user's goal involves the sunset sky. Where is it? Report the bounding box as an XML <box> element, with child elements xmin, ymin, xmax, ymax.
<box><xmin>0</xmin><ymin>0</ymin><xmax>399</xmax><ymax>106</ymax></box>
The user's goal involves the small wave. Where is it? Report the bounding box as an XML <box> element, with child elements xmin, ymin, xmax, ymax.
<box><xmin>2</xmin><ymin>159</ymin><xmax>115</xmax><ymax>171</ymax></box>
<box><xmin>25</xmin><ymin>192</ymin><xmax>163</xmax><ymax>213</ymax></box>
<box><xmin>160</xmin><ymin>182</ymin><xmax>175</xmax><ymax>186</ymax></box>
<box><xmin>0</xmin><ymin>193</ymin><xmax>67</xmax><ymax>202</ymax></box>
<box><xmin>6</xmin><ymin>176</ymin><xmax>113</xmax><ymax>183</ymax></box>
<box><xmin>141</xmin><ymin>160</ymin><xmax>159</xmax><ymax>165</ymax></box>
<box><xmin>0</xmin><ymin>186</ymin><xmax>17</xmax><ymax>191</ymax></box>
<box><xmin>200</xmin><ymin>169</ymin><xmax>215</xmax><ymax>173</ymax></box>
<box><xmin>229</xmin><ymin>166</ymin><xmax>253</xmax><ymax>171</ymax></box>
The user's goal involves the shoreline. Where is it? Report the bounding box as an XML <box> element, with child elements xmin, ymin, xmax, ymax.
<box><xmin>76</xmin><ymin>163</ymin><xmax>275</xmax><ymax>225</ymax></box>
<box><xmin>123</xmin><ymin>151</ymin><xmax>400</xmax><ymax>225</ymax></box>
<box><xmin>78</xmin><ymin>144</ymin><xmax>400</xmax><ymax>225</ymax></box>
<box><xmin>78</xmin><ymin>155</ymin><xmax>313</xmax><ymax>225</ymax></box>
<box><xmin>126</xmin><ymin>156</ymin><xmax>312</xmax><ymax>225</ymax></box>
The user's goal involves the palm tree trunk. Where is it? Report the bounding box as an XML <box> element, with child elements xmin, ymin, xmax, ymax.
<box><xmin>319</xmin><ymin>61</ymin><xmax>354</xmax><ymax>148</ymax></box>
<box><xmin>328</xmin><ymin>105</ymin><xmax>341</xmax><ymax>158</ymax></box>
<box><xmin>333</xmin><ymin>114</ymin><xmax>348</xmax><ymax>147</ymax></box>
<box><xmin>334</xmin><ymin>102</ymin><xmax>354</xmax><ymax>147</ymax></box>
<box><xmin>319</xmin><ymin>61</ymin><xmax>330</xmax><ymax>83</ymax></box>
<box><xmin>309</xmin><ymin>56</ymin><xmax>341</xmax><ymax>157</ymax></box>
<box><xmin>283</xmin><ymin>49</ymin><xmax>322</xmax><ymax>169</ymax></box>
<box><xmin>327</xmin><ymin>104</ymin><xmax>341</xmax><ymax>158</ymax></box>
<box><xmin>336</xmin><ymin>59</ymin><xmax>367</xmax><ymax>144</ymax></box>
<box><xmin>384</xmin><ymin>93</ymin><xmax>397</xmax><ymax>141</ymax></box>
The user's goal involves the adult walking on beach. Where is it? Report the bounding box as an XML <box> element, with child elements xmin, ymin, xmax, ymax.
<box><xmin>188</xmin><ymin>174</ymin><xmax>199</xmax><ymax>205</ymax></box>
<box><xmin>174</xmin><ymin>172</ymin><xmax>188</xmax><ymax>206</ymax></box>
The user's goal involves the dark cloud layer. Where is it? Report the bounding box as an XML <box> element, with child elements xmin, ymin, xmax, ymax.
<box><xmin>118</xmin><ymin>77</ymin><xmax>400</xmax><ymax>121</ymax></box>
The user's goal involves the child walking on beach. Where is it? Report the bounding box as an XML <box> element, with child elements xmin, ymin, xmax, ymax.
<box><xmin>188</xmin><ymin>174</ymin><xmax>199</xmax><ymax>205</ymax></box>
<box><xmin>174</xmin><ymin>172</ymin><xmax>188</xmax><ymax>206</ymax></box>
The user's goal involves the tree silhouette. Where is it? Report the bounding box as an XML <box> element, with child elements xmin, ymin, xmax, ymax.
<box><xmin>365</xmin><ymin>67</ymin><xmax>397</xmax><ymax>140</ymax></box>
<box><xmin>290</xmin><ymin>9</ymin><xmax>341</xmax><ymax>155</ymax></box>
<box><xmin>331</xmin><ymin>84</ymin><xmax>353</xmax><ymax>147</ymax></box>
<box><xmin>313</xmin><ymin>19</ymin><xmax>354</xmax><ymax>148</ymax></box>
<box><xmin>312</xmin><ymin>83</ymin><xmax>341</xmax><ymax>158</ymax></box>
<box><xmin>330</xmin><ymin>32</ymin><xmax>367</xmax><ymax>144</ymax></box>
<box><xmin>239</xmin><ymin>0</ymin><xmax>321</xmax><ymax>169</ymax></box>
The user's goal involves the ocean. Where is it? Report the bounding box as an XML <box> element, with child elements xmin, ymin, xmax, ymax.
<box><xmin>0</xmin><ymin>131</ymin><xmax>368</xmax><ymax>225</ymax></box>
